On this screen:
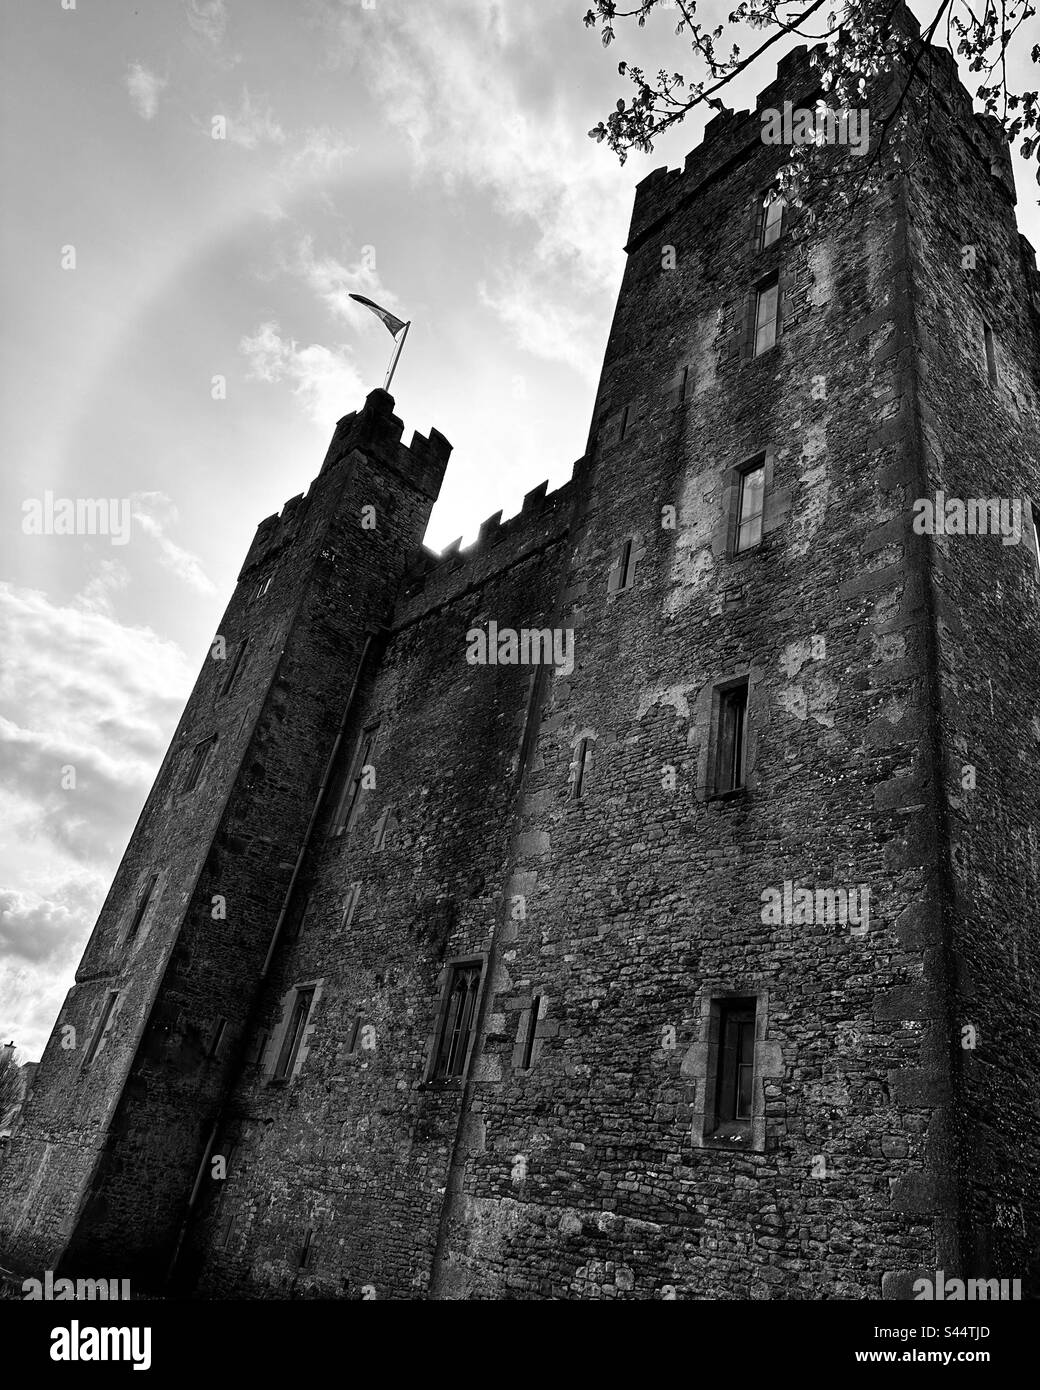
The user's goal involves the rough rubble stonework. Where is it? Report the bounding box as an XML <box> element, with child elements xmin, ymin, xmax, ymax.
<box><xmin>2</xmin><ymin>14</ymin><xmax>1039</xmax><ymax>1300</ymax></box>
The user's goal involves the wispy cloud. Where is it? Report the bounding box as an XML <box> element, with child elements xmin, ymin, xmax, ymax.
<box><xmin>125</xmin><ymin>63</ymin><xmax>168</xmax><ymax>121</ymax></box>
<box><xmin>185</xmin><ymin>0</ymin><xmax>229</xmax><ymax>47</ymax></box>
<box><xmin>479</xmin><ymin>274</ymin><xmax>600</xmax><ymax>380</ymax></box>
<box><xmin>329</xmin><ymin>1</ymin><xmax>625</xmax><ymax>368</ymax></box>
<box><xmin>225</xmin><ymin>87</ymin><xmax>286</xmax><ymax>149</ymax></box>
<box><xmin>284</xmin><ymin>235</ymin><xmax>402</xmax><ymax>330</ymax></box>
<box><xmin>283</xmin><ymin>127</ymin><xmax>356</xmax><ymax>177</ymax></box>
<box><xmin>239</xmin><ymin>320</ymin><xmax>363</xmax><ymax>426</ymax></box>
<box><xmin>78</xmin><ymin>559</ymin><xmax>131</xmax><ymax>616</ymax></box>
<box><xmin>130</xmin><ymin>493</ymin><xmax>216</xmax><ymax>594</ymax></box>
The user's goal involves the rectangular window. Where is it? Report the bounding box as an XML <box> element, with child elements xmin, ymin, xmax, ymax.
<box><xmin>183</xmin><ymin>737</ymin><xmax>215</xmax><ymax>793</ymax></box>
<box><xmin>760</xmin><ymin>193</ymin><xmax>785</xmax><ymax>249</ymax></box>
<box><xmin>735</xmin><ymin>457</ymin><xmax>766</xmax><ymax>553</ymax></box>
<box><xmin>714</xmin><ymin>682</ymin><xmax>748</xmax><ymax>794</ymax></box>
<box><xmin>608</xmin><ymin>537</ymin><xmax>637</xmax><ymax>595</ymax></box>
<box><xmin>372</xmin><ymin>807</ymin><xmax>391</xmax><ymax>850</ymax></box>
<box><xmin>251</xmin><ymin>1031</ymin><xmax>269</xmax><ymax>1071</ymax></box>
<box><xmin>273</xmin><ymin>987</ymin><xmax>314</xmax><ymax>1082</ymax></box>
<box><xmin>714</xmin><ymin>999</ymin><xmax>757</xmax><ymax>1127</ymax></box>
<box><xmin>983</xmin><ymin>322</ymin><xmax>998</xmax><ymax>385</ymax></box>
<box><xmin>331</xmin><ymin>725</ymin><xmax>378</xmax><ymax>836</ymax></box>
<box><xmin>571</xmin><ymin>738</ymin><xmax>591</xmax><ymax>800</ymax></box>
<box><xmin>124</xmin><ymin>875</ymin><xmax>157</xmax><ymax>945</ymax></box>
<box><xmin>754</xmin><ymin>277</ymin><xmax>779</xmax><ymax>356</ymax></box>
<box><xmin>521</xmin><ymin>995</ymin><xmax>541</xmax><ymax>1071</ymax></box>
<box><xmin>220</xmin><ymin>641</ymin><xmax>248</xmax><ymax>697</ymax></box>
<box><xmin>341</xmin><ymin>882</ymin><xmax>362</xmax><ymax>928</ymax></box>
<box><xmin>83</xmin><ymin>991</ymin><xmax>119</xmax><ymax>1070</ymax></box>
<box><xmin>433</xmin><ymin>961</ymin><xmax>482</xmax><ymax>1081</ymax></box>
<box><xmin>620</xmin><ymin>538</ymin><xmax>635</xmax><ymax>588</ymax></box>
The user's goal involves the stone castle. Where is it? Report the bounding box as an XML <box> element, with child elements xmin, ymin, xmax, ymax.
<box><xmin>3</xmin><ymin>10</ymin><xmax>1040</xmax><ymax>1299</ymax></box>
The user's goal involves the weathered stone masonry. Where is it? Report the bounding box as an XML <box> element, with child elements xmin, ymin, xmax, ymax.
<box><xmin>2</xmin><ymin>9</ymin><xmax>1038</xmax><ymax>1299</ymax></box>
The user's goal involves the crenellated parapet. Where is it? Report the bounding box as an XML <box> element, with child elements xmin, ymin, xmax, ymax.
<box><xmin>239</xmin><ymin>389</ymin><xmax>453</xmax><ymax>578</ymax></box>
<box><xmin>397</xmin><ymin>473</ymin><xmax>579</xmax><ymax>623</ymax></box>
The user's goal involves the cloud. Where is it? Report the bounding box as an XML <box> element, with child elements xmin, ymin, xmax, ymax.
<box><xmin>0</xmin><ymin>579</ymin><xmax>194</xmax><ymax>1058</ymax></box>
<box><xmin>0</xmin><ymin>958</ymin><xmax>74</xmax><ymax>1060</ymax></box>
<box><xmin>283</xmin><ymin>127</ymin><xmax>356</xmax><ymax>177</ymax></box>
<box><xmin>129</xmin><ymin>492</ymin><xmax>216</xmax><ymax>594</ymax></box>
<box><xmin>125</xmin><ymin>64</ymin><xmax>168</xmax><ymax>121</ymax></box>
<box><xmin>284</xmin><ymin>236</ymin><xmax>402</xmax><ymax>330</ymax></box>
<box><xmin>185</xmin><ymin>0</ymin><xmax>229</xmax><ymax>47</ymax></box>
<box><xmin>330</xmin><ymin>1</ymin><xmax>626</xmax><ymax>368</ymax></box>
<box><xmin>239</xmin><ymin>320</ymin><xmax>364</xmax><ymax>426</ymax></box>
<box><xmin>0</xmin><ymin>581</ymin><xmax>192</xmax><ymax>861</ymax></box>
<box><xmin>78</xmin><ymin>559</ymin><xmax>131</xmax><ymax>616</ymax></box>
<box><xmin>479</xmin><ymin>275</ymin><xmax>601</xmax><ymax>380</ymax></box>
<box><xmin>0</xmin><ymin>886</ymin><xmax>92</xmax><ymax>968</ymax></box>
<box><xmin>225</xmin><ymin>87</ymin><xmax>286</xmax><ymax>149</ymax></box>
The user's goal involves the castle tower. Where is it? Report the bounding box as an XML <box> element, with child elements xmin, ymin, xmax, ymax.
<box><xmin>0</xmin><ymin>391</ymin><xmax>450</xmax><ymax>1283</ymax></box>
<box><xmin>3</xmin><ymin>6</ymin><xmax>1039</xmax><ymax>1300</ymax></box>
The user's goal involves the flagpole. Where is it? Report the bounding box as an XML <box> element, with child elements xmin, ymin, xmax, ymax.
<box><xmin>384</xmin><ymin>321</ymin><xmax>410</xmax><ymax>392</ymax></box>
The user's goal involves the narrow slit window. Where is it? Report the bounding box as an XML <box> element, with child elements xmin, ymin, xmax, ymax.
<box><xmin>679</xmin><ymin>364</ymin><xmax>689</xmax><ymax>403</ymax></box>
<box><xmin>618</xmin><ymin>405</ymin><xmax>630</xmax><ymax>442</ymax></box>
<box><xmin>619</xmin><ymin>537</ymin><xmax>634</xmax><ymax>588</ymax></box>
<box><xmin>124</xmin><ymin>875</ymin><xmax>157</xmax><ymax>945</ymax></box>
<box><xmin>715</xmin><ymin>999</ymin><xmax>757</xmax><ymax>1126</ymax></box>
<box><xmin>433</xmin><ymin>962</ymin><xmax>482</xmax><ymax>1081</ymax></box>
<box><xmin>253</xmin><ymin>575</ymin><xmax>272</xmax><ymax>600</ymax></box>
<box><xmin>760</xmin><ymin>192</ymin><xmax>785</xmax><ymax>249</ymax></box>
<box><xmin>754</xmin><ymin>277</ymin><xmax>779</xmax><ymax>356</ymax></box>
<box><xmin>83</xmin><ymin>991</ymin><xmax>119</xmax><ymax>1070</ymax></box>
<box><xmin>341</xmin><ymin>883</ymin><xmax>362</xmax><ymax>928</ymax></box>
<box><xmin>347</xmin><ymin>1016</ymin><xmax>363</xmax><ymax>1054</ymax></box>
<box><xmin>1031</xmin><ymin>502</ymin><xmax>1040</xmax><ymax>576</ymax></box>
<box><xmin>331</xmin><ymin>725</ymin><xmax>378</xmax><ymax>837</ymax></box>
<box><xmin>220</xmin><ymin>641</ymin><xmax>248</xmax><ymax>697</ymax></box>
<box><xmin>571</xmin><ymin>738</ymin><xmax>590</xmax><ymax>800</ymax></box>
<box><xmin>273</xmin><ymin>987</ymin><xmax>314</xmax><ymax>1082</ymax></box>
<box><xmin>183</xmin><ymin>737</ymin><xmax>215</xmax><ymax>793</ymax></box>
<box><xmin>608</xmin><ymin>537</ymin><xmax>638</xmax><ymax>594</ymax></box>
<box><xmin>372</xmin><ymin>807</ymin><xmax>391</xmax><ymax>850</ymax></box>
<box><xmin>735</xmin><ymin>457</ymin><xmax>766</xmax><ymax>553</ymax></box>
<box><xmin>521</xmin><ymin>995</ymin><xmax>541</xmax><ymax>1070</ymax></box>
<box><xmin>207</xmin><ymin>1017</ymin><xmax>228</xmax><ymax>1060</ymax></box>
<box><xmin>983</xmin><ymin>322</ymin><xmax>998</xmax><ymax>385</ymax></box>
<box><xmin>714</xmin><ymin>682</ymin><xmax>749</xmax><ymax>794</ymax></box>
<box><xmin>299</xmin><ymin>1228</ymin><xmax>314</xmax><ymax>1269</ymax></box>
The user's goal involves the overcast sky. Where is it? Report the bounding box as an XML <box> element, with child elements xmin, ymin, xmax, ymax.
<box><xmin>2</xmin><ymin>0</ymin><xmax>1037</xmax><ymax>1060</ymax></box>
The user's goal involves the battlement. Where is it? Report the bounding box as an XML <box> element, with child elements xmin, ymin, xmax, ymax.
<box><xmin>627</xmin><ymin>12</ymin><xmax>1019</xmax><ymax>250</ymax></box>
<box><xmin>397</xmin><ymin>472</ymin><xmax>578</xmax><ymax>619</ymax></box>
<box><xmin>318</xmin><ymin>387</ymin><xmax>451</xmax><ymax>495</ymax></box>
<box><xmin>239</xmin><ymin>389</ymin><xmax>452</xmax><ymax>577</ymax></box>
